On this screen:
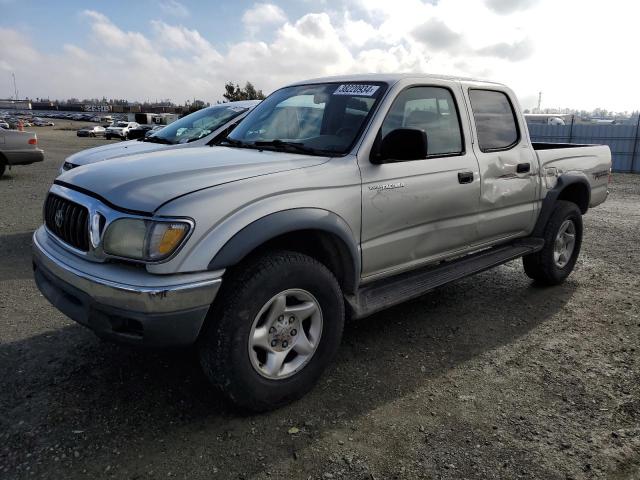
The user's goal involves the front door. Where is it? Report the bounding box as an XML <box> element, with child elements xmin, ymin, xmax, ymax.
<box><xmin>359</xmin><ymin>83</ymin><xmax>481</xmax><ymax>280</ymax></box>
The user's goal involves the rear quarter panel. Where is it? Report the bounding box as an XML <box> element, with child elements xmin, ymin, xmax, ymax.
<box><xmin>535</xmin><ymin>145</ymin><xmax>611</xmax><ymax>208</ymax></box>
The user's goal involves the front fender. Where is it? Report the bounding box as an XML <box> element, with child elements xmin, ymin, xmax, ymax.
<box><xmin>207</xmin><ymin>208</ymin><xmax>360</xmax><ymax>282</ymax></box>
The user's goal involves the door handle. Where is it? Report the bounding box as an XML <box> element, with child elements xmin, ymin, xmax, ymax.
<box><xmin>517</xmin><ymin>163</ymin><xmax>531</xmax><ymax>173</ymax></box>
<box><xmin>458</xmin><ymin>171</ymin><xmax>474</xmax><ymax>184</ymax></box>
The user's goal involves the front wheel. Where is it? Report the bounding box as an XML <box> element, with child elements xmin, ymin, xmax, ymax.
<box><xmin>198</xmin><ymin>251</ymin><xmax>344</xmax><ymax>411</ymax></box>
<box><xmin>523</xmin><ymin>200</ymin><xmax>583</xmax><ymax>285</ymax></box>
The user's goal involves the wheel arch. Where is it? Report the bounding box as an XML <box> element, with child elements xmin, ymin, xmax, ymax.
<box><xmin>533</xmin><ymin>173</ymin><xmax>591</xmax><ymax>237</ymax></box>
<box><xmin>207</xmin><ymin>209</ymin><xmax>361</xmax><ymax>294</ymax></box>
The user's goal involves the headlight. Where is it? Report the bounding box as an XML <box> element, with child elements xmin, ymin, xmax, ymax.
<box><xmin>103</xmin><ymin>218</ymin><xmax>191</xmax><ymax>261</ymax></box>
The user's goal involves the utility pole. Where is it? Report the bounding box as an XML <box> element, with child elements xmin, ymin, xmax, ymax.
<box><xmin>12</xmin><ymin>72</ymin><xmax>19</xmax><ymax>100</ymax></box>
<box><xmin>537</xmin><ymin>91</ymin><xmax>542</xmax><ymax>112</ymax></box>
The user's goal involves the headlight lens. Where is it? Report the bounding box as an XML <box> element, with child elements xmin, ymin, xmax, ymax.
<box><xmin>103</xmin><ymin>218</ymin><xmax>190</xmax><ymax>261</ymax></box>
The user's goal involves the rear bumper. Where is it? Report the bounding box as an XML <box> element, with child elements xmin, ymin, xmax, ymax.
<box><xmin>4</xmin><ymin>149</ymin><xmax>44</xmax><ymax>165</ymax></box>
<box><xmin>32</xmin><ymin>227</ymin><xmax>223</xmax><ymax>347</ymax></box>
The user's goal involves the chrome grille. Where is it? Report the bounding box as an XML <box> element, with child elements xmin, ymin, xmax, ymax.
<box><xmin>44</xmin><ymin>193</ymin><xmax>90</xmax><ymax>251</ymax></box>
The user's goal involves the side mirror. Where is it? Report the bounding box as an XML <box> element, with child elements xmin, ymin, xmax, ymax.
<box><xmin>372</xmin><ymin>128</ymin><xmax>428</xmax><ymax>164</ymax></box>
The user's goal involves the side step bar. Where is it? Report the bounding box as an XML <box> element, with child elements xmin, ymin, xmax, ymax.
<box><xmin>347</xmin><ymin>238</ymin><xmax>544</xmax><ymax>319</ymax></box>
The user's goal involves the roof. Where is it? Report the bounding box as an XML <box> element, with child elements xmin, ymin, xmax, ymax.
<box><xmin>288</xmin><ymin>73</ymin><xmax>504</xmax><ymax>88</ymax></box>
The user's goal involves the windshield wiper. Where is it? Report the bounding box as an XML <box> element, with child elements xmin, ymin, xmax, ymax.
<box><xmin>253</xmin><ymin>139</ymin><xmax>327</xmax><ymax>155</ymax></box>
<box><xmin>141</xmin><ymin>136</ymin><xmax>173</xmax><ymax>145</ymax></box>
<box><xmin>219</xmin><ymin>137</ymin><xmax>246</xmax><ymax>147</ymax></box>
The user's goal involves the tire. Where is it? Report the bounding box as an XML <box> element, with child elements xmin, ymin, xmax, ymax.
<box><xmin>523</xmin><ymin>200</ymin><xmax>583</xmax><ymax>285</ymax></box>
<box><xmin>198</xmin><ymin>250</ymin><xmax>345</xmax><ymax>411</ymax></box>
<box><xmin>105</xmin><ymin>135</ymin><xmax>111</xmax><ymax>140</ymax></box>
<box><xmin>90</xmin><ymin>132</ymin><xmax>95</xmax><ymax>138</ymax></box>
<box><xmin>0</xmin><ymin>161</ymin><xmax>5</xmax><ymax>178</ymax></box>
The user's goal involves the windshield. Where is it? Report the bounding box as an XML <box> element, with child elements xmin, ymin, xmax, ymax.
<box><xmin>115</xmin><ymin>122</ymin><xmax>128</xmax><ymax>127</ymax></box>
<box><xmin>149</xmin><ymin>104</ymin><xmax>250</xmax><ymax>145</ymax></box>
<box><xmin>226</xmin><ymin>82</ymin><xmax>386</xmax><ymax>155</ymax></box>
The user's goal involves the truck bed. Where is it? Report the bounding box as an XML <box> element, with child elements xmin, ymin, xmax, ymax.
<box><xmin>533</xmin><ymin>143</ymin><xmax>611</xmax><ymax>208</ymax></box>
<box><xmin>532</xmin><ymin>142</ymin><xmax>592</xmax><ymax>150</ymax></box>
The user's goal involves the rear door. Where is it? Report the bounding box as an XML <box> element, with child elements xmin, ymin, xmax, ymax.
<box><xmin>358</xmin><ymin>80</ymin><xmax>482</xmax><ymax>280</ymax></box>
<box><xmin>463</xmin><ymin>86</ymin><xmax>538</xmax><ymax>243</ymax></box>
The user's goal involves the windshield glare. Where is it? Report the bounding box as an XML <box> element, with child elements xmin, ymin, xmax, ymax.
<box><xmin>151</xmin><ymin>105</ymin><xmax>249</xmax><ymax>144</ymax></box>
<box><xmin>227</xmin><ymin>82</ymin><xmax>387</xmax><ymax>155</ymax></box>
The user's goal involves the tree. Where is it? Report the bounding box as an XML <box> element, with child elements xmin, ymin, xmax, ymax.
<box><xmin>222</xmin><ymin>82</ymin><xmax>266</xmax><ymax>102</ymax></box>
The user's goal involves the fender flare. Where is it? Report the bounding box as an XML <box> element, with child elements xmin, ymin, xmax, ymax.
<box><xmin>532</xmin><ymin>173</ymin><xmax>591</xmax><ymax>237</ymax></box>
<box><xmin>207</xmin><ymin>208</ymin><xmax>360</xmax><ymax>289</ymax></box>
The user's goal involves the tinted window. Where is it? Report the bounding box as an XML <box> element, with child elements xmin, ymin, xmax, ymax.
<box><xmin>381</xmin><ymin>86</ymin><xmax>462</xmax><ymax>156</ymax></box>
<box><xmin>152</xmin><ymin>104</ymin><xmax>251</xmax><ymax>144</ymax></box>
<box><xmin>469</xmin><ymin>89</ymin><xmax>519</xmax><ymax>151</ymax></box>
<box><xmin>228</xmin><ymin>83</ymin><xmax>386</xmax><ymax>155</ymax></box>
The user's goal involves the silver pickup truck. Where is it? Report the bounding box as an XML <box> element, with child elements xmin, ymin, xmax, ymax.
<box><xmin>33</xmin><ymin>74</ymin><xmax>611</xmax><ymax>411</ymax></box>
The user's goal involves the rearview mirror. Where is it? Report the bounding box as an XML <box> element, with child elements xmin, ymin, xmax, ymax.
<box><xmin>371</xmin><ymin>128</ymin><xmax>428</xmax><ymax>164</ymax></box>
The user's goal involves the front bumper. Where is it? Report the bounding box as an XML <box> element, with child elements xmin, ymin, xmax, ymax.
<box><xmin>32</xmin><ymin>227</ymin><xmax>223</xmax><ymax>347</ymax></box>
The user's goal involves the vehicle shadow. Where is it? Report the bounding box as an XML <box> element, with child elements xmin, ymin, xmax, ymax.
<box><xmin>0</xmin><ymin>263</ymin><xmax>575</xmax><ymax>478</ymax></box>
<box><xmin>0</xmin><ymin>231</ymin><xmax>34</xmax><ymax>281</ymax></box>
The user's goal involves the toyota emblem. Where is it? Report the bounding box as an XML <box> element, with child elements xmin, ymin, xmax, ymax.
<box><xmin>54</xmin><ymin>209</ymin><xmax>64</xmax><ymax>228</ymax></box>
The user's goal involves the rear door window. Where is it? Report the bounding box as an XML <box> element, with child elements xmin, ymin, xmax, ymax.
<box><xmin>469</xmin><ymin>89</ymin><xmax>519</xmax><ymax>152</ymax></box>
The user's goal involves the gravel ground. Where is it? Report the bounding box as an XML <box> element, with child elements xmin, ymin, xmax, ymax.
<box><xmin>0</xmin><ymin>121</ymin><xmax>639</xmax><ymax>480</ymax></box>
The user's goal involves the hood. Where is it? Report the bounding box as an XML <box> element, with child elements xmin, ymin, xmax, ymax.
<box><xmin>57</xmin><ymin>146</ymin><xmax>329</xmax><ymax>213</ymax></box>
<box><xmin>66</xmin><ymin>140</ymin><xmax>167</xmax><ymax>166</ymax></box>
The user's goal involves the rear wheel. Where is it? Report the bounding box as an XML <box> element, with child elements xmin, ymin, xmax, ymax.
<box><xmin>523</xmin><ymin>200</ymin><xmax>583</xmax><ymax>285</ymax></box>
<box><xmin>198</xmin><ymin>250</ymin><xmax>344</xmax><ymax>411</ymax></box>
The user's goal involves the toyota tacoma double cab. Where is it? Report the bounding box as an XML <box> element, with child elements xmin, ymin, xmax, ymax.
<box><xmin>33</xmin><ymin>74</ymin><xmax>611</xmax><ymax>411</ymax></box>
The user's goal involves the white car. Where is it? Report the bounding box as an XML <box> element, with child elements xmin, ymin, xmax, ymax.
<box><xmin>33</xmin><ymin>119</ymin><xmax>55</xmax><ymax>126</ymax></box>
<box><xmin>60</xmin><ymin>100</ymin><xmax>260</xmax><ymax>173</ymax></box>
<box><xmin>77</xmin><ymin>125</ymin><xmax>106</xmax><ymax>137</ymax></box>
<box><xmin>0</xmin><ymin>128</ymin><xmax>44</xmax><ymax>177</ymax></box>
<box><xmin>105</xmin><ymin>121</ymin><xmax>139</xmax><ymax>140</ymax></box>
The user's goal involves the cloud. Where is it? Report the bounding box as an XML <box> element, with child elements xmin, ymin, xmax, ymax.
<box><xmin>477</xmin><ymin>38</ymin><xmax>534</xmax><ymax>61</ymax></box>
<box><xmin>242</xmin><ymin>3</ymin><xmax>287</xmax><ymax>34</ymax></box>
<box><xmin>151</xmin><ymin>21</ymin><xmax>221</xmax><ymax>59</ymax></box>
<box><xmin>5</xmin><ymin>1</ymin><xmax>640</xmax><ymax>112</ymax></box>
<box><xmin>485</xmin><ymin>0</ymin><xmax>539</xmax><ymax>15</ymax></box>
<box><xmin>159</xmin><ymin>0</ymin><xmax>190</xmax><ymax>18</ymax></box>
<box><xmin>412</xmin><ymin>18</ymin><xmax>464</xmax><ymax>51</ymax></box>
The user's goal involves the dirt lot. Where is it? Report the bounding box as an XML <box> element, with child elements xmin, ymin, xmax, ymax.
<box><xmin>0</xmin><ymin>121</ymin><xmax>639</xmax><ymax>480</ymax></box>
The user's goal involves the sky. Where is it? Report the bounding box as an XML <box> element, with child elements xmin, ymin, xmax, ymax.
<box><xmin>0</xmin><ymin>0</ymin><xmax>637</xmax><ymax>112</ymax></box>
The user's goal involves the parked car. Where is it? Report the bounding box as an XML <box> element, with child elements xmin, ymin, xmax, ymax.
<box><xmin>60</xmin><ymin>101</ymin><xmax>259</xmax><ymax>173</ymax></box>
<box><xmin>105</xmin><ymin>121</ymin><xmax>139</xmax><ymax>140</ymax></box>
<box><xmin>0</xmin><ymin>120</ymin><xmax>9</xmax><ymax>129</ymax></box>
<box><xmin>146</xmin><ymin>125</ymin><xmax>164</xmax><ymax>137</ymax></box>
<box><xmin>33</xmin><ymin>119</ymin><xmax>55</xmax><ymax>126</ymax></box>
<box><xmin>0</xmin><ymin>128</ymin><xmax>44</xmax><ymax>177</ymax></box>
<box><xmin>126</xmin><ymin>124</ymin><xmax>156</xmax><ymax>140</ymax></box>
<box><xmin>77</xmin><ymin>125</ymin><xmax>106</xmax><ymax>137</ymax></box>
<box><xmin>34</xmin><ymin>74</ymin><xmax>611</xmax><ymax>411</ymax></box>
